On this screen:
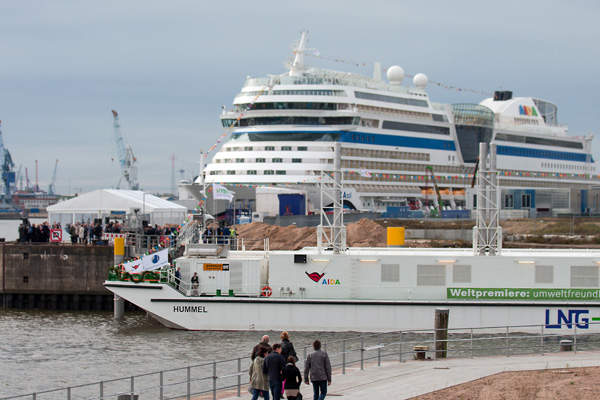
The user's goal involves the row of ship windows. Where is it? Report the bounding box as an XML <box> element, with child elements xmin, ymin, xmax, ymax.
<box><xmin>225</xmin><ymin>146</ymin><xmax>309</xmax><ymax>151</ymax></box>
<box><xmin>235</xmin><ymin>90</ymin><xmax>429</xmax><ymax>110</ymax></box>
<box><xmin>342</xmin><ymin>148</ymin><xmax>430</xmax><ymax>162</ymax></box>
<box><xmin>356</xmin><ymin>104</ymin><xmax>437</xmax><ymax>121</ymax></box>
<box><xmin>222</xmin><ymin>116</ymin><xmax>359</xmax><ymax>128</ymax></box>
<box><xmin>210</xmin><ymin>170</ymin><xmax>287</xmax><ymax>175</ymax></box>
<box><xmin>230</xmin><ymin>102</ymin><xmax>439</xmax><ymax>122</ymax></box>
<box><xmin>216</xmin><ymin>158</ymin><xmax>304</xmax><ymax>163</ymax></box>
<box><xmin>237</xmin><ymin>90</ymin><xmax>347</xmax><ymax>97</ymax></box>
<box><xmin>381</xmin><ymin>264</ymin><xmax>598</xmax><ymax>287</ymax></box>
<box><xmin>540</xmin><ymin>162</ymin><xmax>594</xmax><ymax>171</ymax></box>
<box><xmin>495</xmin><ymin>133</ymin><xmax>583</xmax><ymax>150</ymax></box>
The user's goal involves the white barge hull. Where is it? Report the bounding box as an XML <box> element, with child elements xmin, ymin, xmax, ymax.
<box><xmin>104</xmin><ymin>281</ymin><xmax>600</xmax><ymax>333</ymax></box>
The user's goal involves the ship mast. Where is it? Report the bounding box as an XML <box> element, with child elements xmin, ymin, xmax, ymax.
<box><xmin>289</xmin><ymin>31</ymin><xmax>309</xmax><ymax>77</ymax></box>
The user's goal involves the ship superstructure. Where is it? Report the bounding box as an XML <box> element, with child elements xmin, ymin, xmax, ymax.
<box><xmin>204</xmin><ymin>32</ymin><xmax>597</xmax><ymax>216</ymax></box>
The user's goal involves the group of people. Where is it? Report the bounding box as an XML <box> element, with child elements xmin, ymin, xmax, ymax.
<box><xmin>17</xmin><ymin>221</ymin><xmax>53</xmax><ymax>242</ymax></box>
<box><xmin>249</xmin><ymin>332</ymin><xmax>331</xmax><ymax>400</ymax></box>
<box><xmin>66</xmin><ymin>222</ymin><xmax>103</xmax><ymax>244</ymax></box>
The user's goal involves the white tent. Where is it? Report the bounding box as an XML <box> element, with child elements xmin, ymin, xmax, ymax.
<box><xmin>47</xmin><ymin>189</ymin><xmax>187</xmax><ymax>226</ymax></box>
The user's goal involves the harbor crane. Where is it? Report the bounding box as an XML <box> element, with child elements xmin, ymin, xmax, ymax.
<box><xmin>48</xmin><ymin>159</ymin><xmax>59</xmax><ymax>195</ymax></box>
<box><xmin>0</xmin><ymin>121</ymin><xmax>15</xmax><ymax>201</ymax></box>
<box><xmin>111</xmin><ymin>110</ymin><xmax>140</xmax><ymax>190</ymax></box>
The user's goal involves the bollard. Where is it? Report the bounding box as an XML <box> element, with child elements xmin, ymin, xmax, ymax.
<box><xmin>414</xmin><ymin>345</ymin><xmax>428</xmax><ymax>360</ymax></box>
<box><xmin>99</xmin><ymin>381</ymin><xmax>104</xmax><ymax>400</ymax></box>
<box><xmin>560</xmin><ymin>339</ymin><xmax>573</xmax><ymax>352</ymax></box>
<box><xmin>130</xmin><ymin>376</ymin><xmax>134</xmax><ymax>398</ymax></box>
<box><xmin>434</xmin><ymin>309</ymin><xmax>449</xmax><ymax>359</ymax></box>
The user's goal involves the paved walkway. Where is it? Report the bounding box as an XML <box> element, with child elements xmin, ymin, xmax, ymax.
<box><xmin>222</xmin><ymin>350</ymin><xmax>600</xmax><ymax>399</ymax></box>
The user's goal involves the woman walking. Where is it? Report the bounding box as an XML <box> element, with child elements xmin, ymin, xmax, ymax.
<box><xmin>280</xmin><ymin>331</ymin><xmax>297</xmax><ymax>362</ymax></box>
<box><xmin>283</xmin><ymin>356</ymin><xmax>303</xmax><ymax>400</ymax></box>
<box><xmin>249</xmin><ymin>347</ymin><xmax>270</xmax><ymax>400</ymax></box>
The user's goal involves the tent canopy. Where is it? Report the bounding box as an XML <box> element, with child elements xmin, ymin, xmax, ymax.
<box><xmin>47</xmin><ymin>189</ymin><xmax>187</xmax><ymax>225</ymax></box>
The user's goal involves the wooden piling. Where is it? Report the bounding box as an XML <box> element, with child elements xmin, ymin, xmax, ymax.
<box><xmin>435</xmin><ymin>308</ymin><xmax>449</xmax><ymax>359</ymax></box>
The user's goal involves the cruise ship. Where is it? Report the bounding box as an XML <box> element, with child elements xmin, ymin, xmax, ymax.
<box><xmin>202</xmin><ymin>32</ymin><xmax>598</xmax><ymax>217</ymax></box>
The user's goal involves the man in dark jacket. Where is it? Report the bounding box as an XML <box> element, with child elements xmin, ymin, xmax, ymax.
<box><xmin>304</xmin><ymin>340</ymin><xmax>331</xmax><ymax>400</ymax></box>
<box><xmin>263</xmin><ymin>343</ymin><xmax>285</xmax><ymax>400</ymax></box>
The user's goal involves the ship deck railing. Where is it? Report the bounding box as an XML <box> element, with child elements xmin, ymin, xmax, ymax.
<box><xmin>5</xmin><ymin>320</ymin><xmax>600</xmax><ymax>400</ymax></box>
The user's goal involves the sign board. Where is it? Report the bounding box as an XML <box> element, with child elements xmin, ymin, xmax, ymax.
<box><xmin>50</xmin><ymin>229</ymin><xmax>62</xmax><ymax>243</ymax></box>
<box><xmin>203</xmin><ymin>263</ymin><xmax>229</xmax><ymax>271</ymax></box>
<box><xmin>102</xmin><ymin>233</ymin><xmax>127</xmax><ymax>244</ymax></box>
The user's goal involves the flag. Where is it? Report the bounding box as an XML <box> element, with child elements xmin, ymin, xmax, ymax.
<box><xmin>359</xmin><ymin>169</ymin><xmax>372</xmax><ymax>178</ymax></box>
<box><xmin>141</xmin><ymin>249</ymin><xmax>169</xmax><ymax>271</ymax></box>
<box><xmin>212</xmin><ymin>183</ymin><xmax>235</xmax><ymax>202</ymax></box>
<box><xmin>123</xmin><ymin>259</ymin><xmax>143</xmax><ymax>274</ymax></box>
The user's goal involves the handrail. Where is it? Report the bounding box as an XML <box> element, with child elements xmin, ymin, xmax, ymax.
<box><xmin>3</xmin><ymin>320</ymin><xmax>600</xmax><ymax>400</ymax></box>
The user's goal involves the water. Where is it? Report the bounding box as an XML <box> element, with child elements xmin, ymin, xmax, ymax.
<box><xmin>0</xmin><ymin>310</ymin><xmax>359</xmax><ymax>397</ymax></box>
<box><xmin>0</xmin><ymin>218</ymin><xmax>46</xmax><ymax>241</ymax></box>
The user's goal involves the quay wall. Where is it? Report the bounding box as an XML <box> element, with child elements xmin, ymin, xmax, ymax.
<box><xmin>0</xmin><ymin>243</ymin><xmax>129</xmax><ymax>311</ymax></box>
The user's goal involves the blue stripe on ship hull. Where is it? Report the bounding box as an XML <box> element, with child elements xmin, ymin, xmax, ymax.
<box><xmin>338</xmin><ymin>132</ymin><xmax>456</xmax><ymax>150</ymax></box>
<box><xmin>235</xmin><ymin>130</ymin><xmax>456</xmax><ymax>151</ymax></box>
<box><xmin>496</xmin><ymin>145</ymin><xmax>591</xmax><ymax>162</ymax></box>
<box><xmin>233</xmin><ymin>130</ymin><xmax>591</xmax><ymax>161</ymax></box>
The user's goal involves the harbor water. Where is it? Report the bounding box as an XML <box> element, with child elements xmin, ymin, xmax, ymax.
<box><xmin>0</xmin><ymin>309</ymin><xmax>359</xmax><ymax>397</ymax></box>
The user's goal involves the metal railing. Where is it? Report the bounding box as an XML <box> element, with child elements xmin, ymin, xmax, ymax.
<box><xmin>4</xmin><ymin>321</ymin><xmax>600</xmax><ymax>400</ymax></box>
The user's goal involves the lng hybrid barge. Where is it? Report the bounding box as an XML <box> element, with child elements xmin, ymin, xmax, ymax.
<box><xmin>106</xmin><ymin>144</ymin><xmax>600</xmax><ymax>333</ymax></box>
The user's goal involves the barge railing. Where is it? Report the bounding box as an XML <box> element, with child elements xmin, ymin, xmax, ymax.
<box><xmin>3</xmin><ymin>321</ymin><xmax>600</xmax><ymax>400</ymax></box>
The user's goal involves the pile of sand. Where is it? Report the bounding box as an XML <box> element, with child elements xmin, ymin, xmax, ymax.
<box><xmin>413</xmin><ymin>367</ymin><xmax>600</xmax><ymax>399</ymax></box>
<box><xmin>234</xmin><ymin>218</ymin><xmax>388</xmax><ymax>250</ymax></box>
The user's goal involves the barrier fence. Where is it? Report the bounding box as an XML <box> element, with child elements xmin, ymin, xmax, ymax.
<box><xmin>3</xmin><ymin>321</ymin><xmax>600</xmax><ymax>400</ymax></box>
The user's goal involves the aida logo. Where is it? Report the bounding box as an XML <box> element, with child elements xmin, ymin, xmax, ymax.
<box><xmin>305</xmin><ymin>272</ymin><xmax>325</xmax><ymax>283</ymax></box>
<box><xmin>519</xmin><ymin>105</ymin><xmax>538</xmax><ymax>117</ymax></box>
<box><xmin>322</xmin><ymin>278</ymin><xmax>341</xmax><ymax>285</ymax></box>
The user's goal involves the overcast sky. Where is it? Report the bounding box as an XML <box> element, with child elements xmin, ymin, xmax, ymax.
<box><xmin>1</xmin><ymin>0</ymin><xmax>599</xmax><ymax>194</ymax></box>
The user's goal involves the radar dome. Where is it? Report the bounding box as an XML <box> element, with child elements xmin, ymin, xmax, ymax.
<box><xmin>413</xmin><ymin>73</ymin><xmax>428</xmax><ymax>89</ymax></box>
<box><xmin>386</xmin><ymin>65</ymin><xmax>404</xmax><ymax>84</ymax></box>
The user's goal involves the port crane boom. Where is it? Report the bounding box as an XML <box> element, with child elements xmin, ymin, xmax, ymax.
<box><xmin>111</xmin><ymin>110</ymin><xmax>139</xmax><ymax>190</ymax></box>
<box><xmin>0</xmin><ymin>121</ymin><xmax>15</xmax><ymax>201</ymax></box>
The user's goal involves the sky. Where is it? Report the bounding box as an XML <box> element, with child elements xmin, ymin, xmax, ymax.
<box><xmin>1</xmin><ymin>0</ymin><xmax>599</xmax><ymax>194</ymax></box>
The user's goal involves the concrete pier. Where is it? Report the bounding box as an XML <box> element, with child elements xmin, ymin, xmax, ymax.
<box><xmin>220</xmin><ymin>350</ymin><xmax>600</xmax><ymax>400</ymax></box>
<box><xmin>0</xmin><ymin>243</ymin><xmax>136</xmax><ymax>311</ymax></box>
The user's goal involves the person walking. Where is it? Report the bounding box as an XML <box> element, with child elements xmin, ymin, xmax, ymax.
<box><xmin>304</xmin><ymin>340</ymin><xmax>331</xmax><ymax>400</ymax></box>
<box><xmin>263</xmin><ymin>343</ymin><xmax>285</xmax><ymax>400</ymax></box>
<box><xmin>280</xmin><ymin>331</ymin><xmax>297</xmax><ymax>362</ymax></box>
<box><xmin>252</xmin><ymin>335</ymin><xmax>272</xmax><ymax>360</ymax></box>
<box><xmin>249</xmin><ymin>346</ymin><xmax>270</xmax><ymax>400</ymax></box>
<box><xmin>283</xmin><ymin>356</ymin><xmax>302</xmax><ymax>400</ymax></box>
